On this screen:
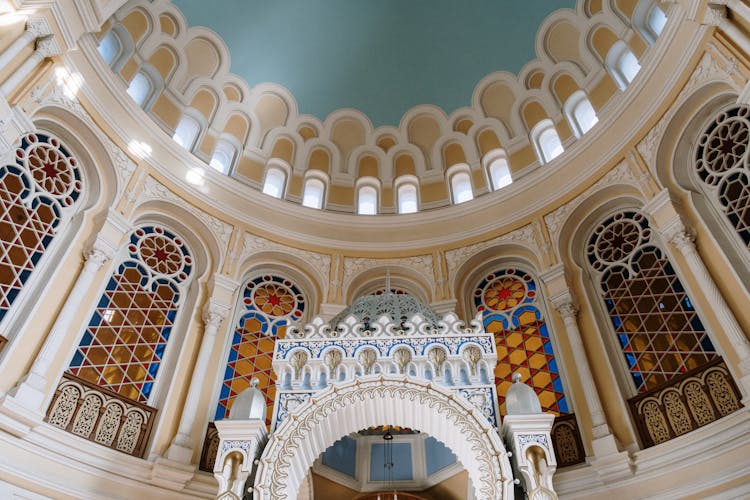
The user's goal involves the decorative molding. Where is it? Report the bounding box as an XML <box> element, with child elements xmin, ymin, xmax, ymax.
<box><xmin>543</xmin><ymin>160</ymin><xmax>637</xmax><ymax>245</ymax></box>
<box><xmin>241</xmin><ymin>232</ymin><xmax>331</xmax><ymax>294</ymax></box>
<box><xmin>137</xmin><ymin>176</ymin><xmax>233</xmax><ymax>253</ymax></box>
<box><xmin>342</xmin><ymin>254</ymin><xmax>434</xmax><ymax>292</ymax></box>
<box><xmin>444</xmin><ymin>223</ymin><xmax>537</xmax><ymax>282</ymax></box>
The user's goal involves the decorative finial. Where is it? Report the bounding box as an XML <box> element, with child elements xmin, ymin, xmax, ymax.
<box><xmin>512</xmin><ymin>372</ymin><xmax>522</xmax><ymax>383</ymax></box>
<box><xmin>251</xmin><ymin>377</ymin><xmax>260</xmax><ymax>388</ymax></box>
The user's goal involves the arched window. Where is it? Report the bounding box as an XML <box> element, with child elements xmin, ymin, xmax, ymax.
<box><xmin>647</xmin><ymin>5</ymin><xmax>667</xmax><ymax>37</ymax></box>
<box><xmin>586</xmin><ymin>211</ymin><xmax>717</xmax><ymax>392</ymax></box>
<box><xmin>215</xmin><ymin>275</ymin><xmax>306</xmax><ymax>424</ymax></box>
<box><xmin>262</xmin><ymin>166</ymin><xmax>287</xmax><ymax>199</ymax></box>
<box><xmin>97</xmin><ymin>30</ymin><xmax>121</xmax><ymax>66</ymax></box>
<box><xmin>532</xmin><ymin>120</ymin><xmax>564</xmax><ymax>164</ymax></box>
<box><xmin>695</xmin><ymin>105</ymin><xmax>750</xmax><ymax>252</ymax></box>
<box><xmin>564</xmin><ymin>91</ymin><xmax>599</xmax><ymax>138</ymax></box>
<box><xmin>488</xmin><ymin>157</ymin><xmax>512</xmax><ymax>190</ymax></box>
<box><xmin>634</xmin><ymin>0</ymin><xmax>667</xmax><ymax>45</ymax></box>
<box><xmin>397</xmin><ymin>182</ymin><xmax>418</xmax><ymax>214</ymax></box>
<box><xmin>606</xmin><ymin>41</ymin><xmax>641</xmax><ymax>91</ymax></box>
<box><xmin>68</xmin><ymin>225</ymin><xmax>194</xmax><ymax>403</ymax></box>
<box><xmin>126</xmin><ymin>65</ymin><xmax>163</xmax><ymax>111</ymax></box>
<box><xmin>209</xmin><ymin>139</ymin><xmax>237</xmax><ymax>174</ymax></box>
<box><xmin>474</xmin><ymin>268</ymin><xmax>569</xmax><ymax>415</ymax></box>
<box><xmin>357</xmin><ymin>185</ymin><xmax>378</xmax><ymax>215</ymax></box>
<box><xmin>0</xmin><ymin>133</ymin><xmax>83</xmax><ymax>325</ymax></box>
<box><xmin>450</xmin><ymin>171</ymin><xmax>473</xmax><ymax>204</ymax></box>
<box><xmin>302</xmin><ymin>177</ymin><xmax>325</xmax><ymax>209</ymax></box>
<box><xmin>172</xmin><ymin>113</ymin><xmax>202</xmax><ymax>151</ymax></box>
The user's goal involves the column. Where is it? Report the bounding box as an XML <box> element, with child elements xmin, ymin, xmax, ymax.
<box><xmin>0</xmin><ymin>36</ymin><xmax>60</xmax><ymax>97</ymax></box>
<box><xmin>166</xmin><ymin>276</ymin><xmax>238</xmax><ymax>463</ymax></box>
<box><xmin>0</xmin><ymin>210</ymin><xmax>130</xmax><ymax>433</ymax></box>
<box><xmin>0</xmin><ymin>16</ymin><xmax>51</xmax><ymax>70</ymax></box>
<box><xmin>661</xmin><ymin>220</ymin><xmax>750</xmax><ymax>396</ymax></box>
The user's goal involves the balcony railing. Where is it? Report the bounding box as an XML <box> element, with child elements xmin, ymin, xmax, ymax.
<box><xmin>628</xmin><ymin>357</ymin><xmax>742</xmax><ymax>448</ymax></box>
<box><xmin>45</xmin><ymin>372</ymin><xmax>157</xmax><ymax>457</ymax></box>
<box><xmin>551</xmin><ymin>413</ymin><xmax>586</xmax><ymax>467</ymax></box>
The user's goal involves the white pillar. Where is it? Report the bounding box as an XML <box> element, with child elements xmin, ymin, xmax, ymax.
<box><xmin>166</xmin><ymin>276</ymin><xmax>238</xmax><ymax>463</ymax></box>
<box><xmin>0</xmin><ymin>16</ymin><xmax>51</xmax><ymax>70</ymax></box>
<box><xmin>503</xmin><ymin>413</ymin><xmax>557</xmax><ymax>499</ymax></box>
<box><xmin>214</xmin><ymin>420</ymin><xmax>268</xmax><ymax>499</ymax></box>
<box><xmin>0</xmin><ymin>36</ymin><xmax>60</xmax><ymax>97</ymax></box>
<box><xmin>0</xmin><ymin>210</ymin><xmax>130</xmax><ymax>433</ymax></box>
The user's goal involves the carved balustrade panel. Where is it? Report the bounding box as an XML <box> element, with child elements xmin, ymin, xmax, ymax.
<box><xmin>550</xmin><ymin>413</ymin><xmax>585</xmax><ymax>467</ymax></box>
<box><xmin>45</xmin><ymin>372</ymin><xmax>157</xmax><ymax>458</ymax></box>
<box><xmin>199</xmin><ymin>422</ymin><xmax>220</xmax><ymax>472</ymax></box>
<box><xmin>628</xmin><ymin>358</ymin><xmax>742</xmax><ymax>448</ymax></box>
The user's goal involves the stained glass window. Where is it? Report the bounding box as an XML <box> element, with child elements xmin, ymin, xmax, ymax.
<box><xmin>1</xmin><ymin>133</ymin><xmax>82</xmax><ymax>324</ymax></box>
<box><xmin>586</xmin><ymin>211</ymin><xmax>717</xmax><ymax>392</ymax></box>
<box><xmin>695</xmin><ymin>105</ymin><xmax>750</xmax><ymax>249</ymax></box>
<box><xmin>216</xmin><ymin>275</ymin><xmax>305</xmax><ymax>424</ymax></box>
<box><xmin>474</xmin><ymin>268</ymin><xmax>568</xmax><ymax>415</ymax></box>
<box><xmin>68</xmin><ymin>226</ymin><xmax>193</xmax><ymax>403</ymax></box>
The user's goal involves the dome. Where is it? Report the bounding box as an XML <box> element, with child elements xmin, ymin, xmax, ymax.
<box><xmin>331</xmin><ymin>291</ymin><xmax>442</xmax><ymax>327</ymax></box>
<box><xmin>227</xmin><ymin>378</ymin><xmax>266</xmax><ymax>420</ymax></box>
<box><xmin>505</xmin><ymin>373</ymin><xmax>542</xmax><ymax>415</ymax></box>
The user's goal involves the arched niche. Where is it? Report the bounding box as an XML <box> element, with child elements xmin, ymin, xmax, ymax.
<box><xmin>253</xmin><ymin>375</ymin><xmax>514</xmax><ymax>499</ymax></box>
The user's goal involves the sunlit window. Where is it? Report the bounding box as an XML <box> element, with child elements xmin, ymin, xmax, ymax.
<box><xmin>126</xmin><ymin>72</ymin><xmax>153</xmax><ymax>108</ymax></box>
<box><xmin>209</xmin><ymin>140</ymin><xmax>236</xmax><ymax>174</ymax></box>
<box><xmin>647</xmin><ymin>5</ymin><xmax>667</xmax><ymax>37</ymax></box>
<box><xmin>98</xmin><ymin>30</ymin><xmax>121</xmax><ymax>66</ymax></box>
<box><xmin>172</xmin><ymin>113</ymin><xmax>201</xmax><ymax>150</ymax></box>
<box><xmin>532</xmin><ymin>120</ymin><xmax>564</xmax><ymax>164</ymax></box>
<box><xmin>606</xmin><ymin>41</ymin><xmax>641</xmax><ymax>90</ymax></box>
<box><xmin>565</xmin><ymin>91</ymin><xmax>599</xmax><ymax>138</ymax></box>
<box><xmin>358</xmin><ymin>185</ymin><xmax>378</xmax><ymax>215</ymax></box>
<box><xmin>397</xmin><ymin>183</ymin><xmax>418</xmax><ymax>214</ymax></box>
<box><xmin>262</xmin><ymin>167</ymin><xmax>287</xmax><ymax>199</ymax></box>
<box><xmin>302</xmin><ymin>178</ymin><xmax>325</xmax><ymax>209</ymax></box>
<box><xmin>451</xmin><ymin>172</ymin><xmax>473</xmax><ymax>204</ymax></box>
<box><xmin>489</xmin><ymin>157</ymin><xmax>512</xmax><ymax>190</ymax></box>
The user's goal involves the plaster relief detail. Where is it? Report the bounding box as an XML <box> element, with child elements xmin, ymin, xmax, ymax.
<box><xmin>343</xmin><ymin>254</ymin><xmax>434</xmax><ymax>290</ymax></box>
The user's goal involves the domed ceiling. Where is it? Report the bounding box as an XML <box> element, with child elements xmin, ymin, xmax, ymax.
<box><xmin>172</xmin><ymin>0</ymin><xmax>575</xmax><ymax>126</ymax></box>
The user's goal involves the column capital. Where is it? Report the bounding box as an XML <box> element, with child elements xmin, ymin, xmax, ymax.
<box><xmin>35</xmin><ymin>36</ymin><xmax>61</xmax><ymax>59</ymax></box>
<box><xmin>26</xmin><ymin>16</ymin><xmax>52</xmax><ymax>39</ymax></box>
<box><xmin>84</xmin><ymin>236</ymin><xmax>118</xmax><ymax>268</ymax></box>
<box><xmin>202</xmin><ymin>300</ymin><xmax>230</xmax><ymax>329</ymax></box>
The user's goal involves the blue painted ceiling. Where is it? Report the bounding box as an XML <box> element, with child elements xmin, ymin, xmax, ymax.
<box><xmin>172</xmin><ymin>0</ymin><xmax>575</xmax><ymax>126</ymax></box>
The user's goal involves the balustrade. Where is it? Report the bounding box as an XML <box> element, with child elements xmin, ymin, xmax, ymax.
<box><xmin>551</xmin><ymin>413</ymin><xmax>586</xmax><ymax>467</ymax></box>
<box><xmin>45</xmin><ymin>372</ymin><xmax>156</xmax><ymax>457</ymax></box>
<box><xmin>628</xmin><ymin>358</ymin><xmax>742</xmax><ymax>448</ymax></box>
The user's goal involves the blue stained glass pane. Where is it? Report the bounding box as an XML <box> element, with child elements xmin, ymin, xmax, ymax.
<box><xmin>625</xmin><ymin>352</ymin><xmax>637</xmax><ymax>368</ymax></box>
<box><xmin>617</xmin><ymin>334</ymin><xmax>629</xmax><ymax>348</ymax></box>
<box><xmin>683</xmin><ymin>296</ymin><xmax>693</xmax><ymax>309</ymax></box>
<box><xmin>700</xmin><ymin>335</ymin><xmax>715</xmax><ymax>352</ymax></box>
<box><xmin>227</xmin><ymin>346</ymin><xmax>238</xmax><ymax>362</ymax></box>
<box><xmin>141</xmin><ymin>382</ymin><xmax>153</xmax><ymax>398</ymax></box>
<box><xmin>220</xmin><ymin>384</ymin><xmax>230</xmax><ymax>400</ymax></box>
<box><xmin>90</xmin><ymin>312</ymin><xmax>102</xmax><ymax>326</ymax></box>
<box><xmin>548</xmin><ymin>358</ymin><xmax>558</xmax><ymax>374</ymax></box>
<box><xmin>612</xmin><ymin>316</ymin><xmax>622</xmax><ymax>328</ymax></box>
<box><xmin>557</xmin><ymin>397</ymin><xmax>569</xmax><ymax>414</ymax></box>
<box><xmin>539</xmin><ymin>324</ymin><xmax>549</xmax><ymax>338</ymax></box>
<box><xmin>543</xmin><ymin>341</ymin><xmax>555</xmax><ymax>355</ymax></box>
<box><xmin>632</xmin><ymin>372</ymin><xmax>644</xmax><ymax>388</ymax></box>
<box><xmin>161</xmin><ymin>327</ymin><xmax>172</xmax><ymax>341</ymax></box>
<box><xmin>214</xmin><ymin>406</ymin><xmax>225</xmax><ymax>420</ymax></box>
<box><xmin>605</xmin><ymin>298</ymin><xmax>614</xmax><ymax>308</ymax></box>
<box><xmin>154</xmin><ymin>343</ymin><xmax>166</xmax><ymax>358</ymax></box>
<box><xmin>166</xmin><ymin>309</ymin><xmax>177</xmax><ymax>322</ymax></box>
<box><xmin>223</xmin><ymin>366</ymin><xmax>233</xmax><ymax>382</ymax></box>
<box><xmin>690</xmin><ymin>316</ymin><xmax>704</xmax><ymax>331</ymax></box>
<box><xmin>6</xmin><ymin>288</ymin><xmax>18</xmax><ymax>303</ymax></box>
<box><xmin>148</xmin><ymin>362</ymin><xmax>160</xmax><ymax>377</ymax></box>
<box><xmin>80</xmin><ymin>332</ymin><xmax>94</xmax><ymax>347</ymax></box>
<box><xmin>70</xmin><ymin>351</ymin><xmax>84</xmax><ymax>367</ymax></box>
<box><xmin>97</xmin><ymin>295</ymin><xmax>110</xmax><ymax>308</ymax></box>
<box><xmin>552</xmin><ymin>377</ymin><xmax>563</xmax><ymax>393</ymax></box>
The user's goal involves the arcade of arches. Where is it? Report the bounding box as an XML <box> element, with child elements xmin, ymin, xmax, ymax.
<box><xmin>0</xmin><ymin>0</ymin><xmax>750</xmax><ymax>498</ymax></box>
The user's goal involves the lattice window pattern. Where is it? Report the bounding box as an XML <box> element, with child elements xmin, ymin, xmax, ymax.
<box><xmin>586</xmin><ymin>211</ymin><xmax>717</xmax><ymax>392</ymax></box>
<box><xmin>695</xmin><ymin>105</ymin><xmax>750</xmax><ymax>248</ymax></box>
<box><xmin>474</xmin><ymin>268</ymin><xmax>569</xmax><ymax>415</ymax></box>
<box><xmin>0</xmin><ymin>133</ymin><xmax>82</xmax><ymax>323</ymax></box>
<box><xmin>216</xmin><ymin>275</ymin><xmax>305</xmax><ymax>424</ymax></box>
<box><xmin>68</xmin><ymin>226</ymin><xmax>192</xmax><ymax>403</ymax></box>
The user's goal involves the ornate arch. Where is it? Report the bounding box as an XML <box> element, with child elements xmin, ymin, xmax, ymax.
<box><xmin>254</xmin><ymin>375</ymin><xmax>514</xmax><ymax>500</ymax></box>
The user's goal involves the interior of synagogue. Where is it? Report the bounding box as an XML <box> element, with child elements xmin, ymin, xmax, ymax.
<box><xmin>0</xmin><ymin>0</ymin><xmax>750</xmax><ymax>498</ymax></box>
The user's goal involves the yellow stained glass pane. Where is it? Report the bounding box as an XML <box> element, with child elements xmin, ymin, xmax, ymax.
<box><xmin>126</xmin><ymin>364</ymin><xmax>147</xmax><ymax>382</ymax></box>
<box><xmin>102</xmin><ymin>365</ymin><xmax>125</xmax><ymax>385</ymax></box>
<box><xmin>87</xmin><ymin>346</ymin><xmax>110</xmax><ymax>365</ymax></box>
<box><xmin>235</xmin><ymin>359</ymin><xmax>253</xmax><ymax>375</ymax></box>
<box><xmin>508</xmin><ymin>349</ymin><xmax>527</xmax><ymax>365</ymax></box>
<box><xmin>524</xmin><ymin>337</ymin><xmax>542</xmax><ymax>351</ymax></box>
<box><xmin>506</xmin><ymin>332</ymin><xmax>523</xmax><ymax>348</ymax></box>
<box><xmin>110</xmin><ymin>345</ymin><xmax>131</xmax><ymax>364</ymax></box>
<box><xmin>255</xmin><ymin>355</ymin><xmax>272</xmax><ymax>370</ymax></box>
<box><xmin>120</xmin><ymin>384</ymin><xmax>140</xmax><ymax>401</ymax></box>
<box><xmin>237</xmin><ymin>342</ymin><xmax>257</xmax><ymax>359</ymax></box>
<box><xmin>538</xmin><ymin>390</ymin><xmax>556</xmax><ymax>410</ymax></box>
<box><xmin>258</xmin><ymin>338</ymin><xmax>275</xmax><ymax>353</ymax></box>
<box><xmin>529</xmin><ymin>353</ymin><xmax>547</xmax><ymax>370</ymax></box>
<box><xmin>495</xmin><ymin>364</ymin><xmax>511</xmax><ymax>380</ymax></box>
<box><xmin>242</xmin><ymin>318</ymin><xmax>262</xmax><ymax>334</ymax></box>
<box><xmin>76</xmin><ymin>367</ymin><xmax>100</xmax><ymax>384</ymax></box>
<box><xmin>231</xmin><ymin>377</ymin><xmax>249</xmax><ymax>394</ymax></box>
<box><xmin>133</xmin><ymin>345</ymin><xmax>154</xmax><ymax>362</ymax></box>
<box><xmin>518</xmin><ymin>310</ymin><xmax>536</xmax><ymax>325</ymax></box>
<box><xmin>532</xmin><ymin>371</ymin><xmax>551</xmax><ymax>388</ymax></box>
<box><xmin>486</xmin><ymin>320</ymin><xmax>505</xmax><ymax>334</ymax></box>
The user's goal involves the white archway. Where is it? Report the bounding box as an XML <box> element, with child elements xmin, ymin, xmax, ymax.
<box><xmin>253</xmin><ymin>375</ymin><xmax>514</xmax><ymax>499</ymax></box>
